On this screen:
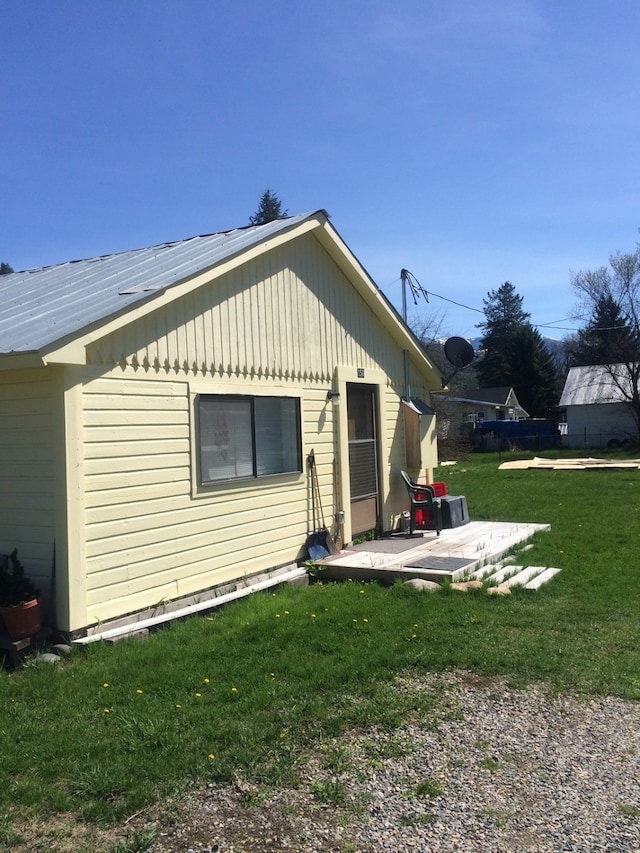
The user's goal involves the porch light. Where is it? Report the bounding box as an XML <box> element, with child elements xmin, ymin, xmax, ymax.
<box><xmin>326</xmin><ymin>390</ymin><xmax>341</xmax><ymax>405</ymax></box>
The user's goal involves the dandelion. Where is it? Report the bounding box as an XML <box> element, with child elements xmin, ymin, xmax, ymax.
<box><xmin>311</xmin><ymin>613</ymin><xmax>316</xmax><ymax>618</ymax></box>
<box><xmin>359</xmin><ymin>589</ymin><xmax>365</xmax><ymax>595</ymax></box>
<box><xmin>208</xmin><ymin>753</ymin><xmax>215</xmax><ymax>761</ymax></box>
<box><xmin>203</xmin><ymin>677</ymin><xmax>210</xmax><ymax>684</ymax></box>
<box><xmin>195</xmin><ymin>692</ymin><xmax>202</xmax><ymax>698</ymax></box>
<box><xmin>284</xmin><ymin>610</ymin><xmax>289</xmax><ymax>615</ymax></box>
<box><xmin>231</xmin><ymin>687</ymin><xmax>238</xmax><ymax>693</ymax></box>
<box><xmin>136</xmin><ymin>689</ymin><xmax>143</xmax><ymax>695</ymax></box>
<box><xmin>175</xmin><ymin>704</ymin><xmax>182</xmax><ymax>709</ymax></box>
<box><xmin>363</xmin><ymin>618</ymin><xmax>369</xmax><ymax>623</ymax></box>
<box><xmin>102</xmin><ymin>683</ymin><xmax>109</xmax><ymax>688</ymax></box>
<box><xmin>353</xmin><ymin>619</ymin><xmax>358</xmax><ymax>623</ymax></box>
<box><xmin>279</xmin><ymin>732</ymin><xmax>286</xmax><ymax>740</ymax></box>
<box><xmin>103</xmin><ymin>708</ymin><xmax>110</xmax><ymax>714</ymax></box>
<box><xmin>275</xmin><ymin>614</ymin><xmax>281</xmax><ymax>618</ymax></box>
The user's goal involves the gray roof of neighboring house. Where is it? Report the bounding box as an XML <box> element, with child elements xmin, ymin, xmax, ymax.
<box><xmin>0</xmin><ymin>212</ymin><xmax>315</xmax><ymax>356</ymax></box>
<box><xmin>434</xmin><ymin>386</ymin><xmax>529</xmax><ymax>418</ymax></box>
<box><xmin>450</xmin><ymin>387</ymin><xmax>514</xmax><ymax>406</ymax></box>
<box><xmin>559</xmin><ymin>364</ymin><xmax>631</xmax><ymax>406</ymax></box>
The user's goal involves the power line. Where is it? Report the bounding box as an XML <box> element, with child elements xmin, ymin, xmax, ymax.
<box><xmin>389</xmin><ymin>278</ymin><xmax>630</xmax><ymax>334</ymax></box>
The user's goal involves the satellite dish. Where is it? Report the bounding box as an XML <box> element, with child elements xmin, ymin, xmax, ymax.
<box><xmin>443</xmin><ymin>337</ymin><xmax>475</xmax><ymax>369</ymax></box>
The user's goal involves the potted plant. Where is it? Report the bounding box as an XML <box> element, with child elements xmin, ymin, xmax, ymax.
<box><xmin>0</xmin><ymin>549</ymin><xmax>42</xmax><ymax>639</ymax></box>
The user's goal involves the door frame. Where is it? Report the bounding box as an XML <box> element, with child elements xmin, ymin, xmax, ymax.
<box><xmin>333</xmin><ymin>366</ymin><xmax>388</xmax><ymax>545</ymax></box>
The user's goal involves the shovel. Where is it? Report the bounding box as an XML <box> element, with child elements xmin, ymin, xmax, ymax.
<box><xmin>305</xmin><ymin>450</ymin><xmax>339</xmax><ymax>560</ymax></box>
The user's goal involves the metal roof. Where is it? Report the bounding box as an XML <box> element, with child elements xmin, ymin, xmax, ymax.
<box><xmin>449</xmin><ymin>387</ymin><xmax>515</xmax><ymax>406</ymax></box>
<box><xmin>0</xmin><ymin>212</ymin><xmax>316</xmax><ymax>356</ymax></box>
<box><xmin>559</xmin><ymin>364</ymin><xmax>631</xmax><ymax>406</ymax></box>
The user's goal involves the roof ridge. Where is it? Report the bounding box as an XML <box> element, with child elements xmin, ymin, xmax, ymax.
<box><xmin>8</xmin><ymin>211</ymin><xmax>322</xmax><ymax>275</ymax></box>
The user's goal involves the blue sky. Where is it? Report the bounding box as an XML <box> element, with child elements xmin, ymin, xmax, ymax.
<box><xmin>2</xmin><ymin>1</ymin><xmax>639</xmax><ymax>341</ymax></box>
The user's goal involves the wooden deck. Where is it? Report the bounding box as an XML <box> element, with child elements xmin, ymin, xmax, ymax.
<box><xmin>316</xmin><ymin>521</ymin><xmax>551</xmax><ymax>584</ymax></box>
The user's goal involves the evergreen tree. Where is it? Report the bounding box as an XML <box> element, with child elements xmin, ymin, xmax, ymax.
<box><xmin>509</xmin><ymin>324</ymin><xmax>561</xmax><ymax>416</ymax></box>
<box><xmin>476</xmin><ymin>282</ymin><xmax>528</xmax><ymax>388</ymax></box>
<box><xmin>476</xmin><ymin>282</ymin><xmax>559</xmax><ymax>417</ymax></box>
<box><xmin>567</xmin><ymin>293</ymin><xmax>636</xmax><ymax>366</ymax></box>
<box><xmin>0</xmin><ymin>262</ymin><xmax>14</xmax><ymax>275</ymax></box>
<box><xmin>249</xmin><ymin>190</ymin><xmax>288</xmax><ymax>226</ymax></box>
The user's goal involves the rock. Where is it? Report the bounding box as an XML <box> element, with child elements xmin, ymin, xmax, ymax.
<box><xmin>451</xmin><ymin>580</ymin><xmax>483</xmax><ymax>592</ymax></box>
<box><xmin>487</xmin><ymin>584</ymin><xmax>511</xmax><ymax>596</ymax></box>
<box><xmin>34</xmin><ymin>653</ymin><xmax>61</xmax><ymax>664</ymax></box>
<box><xmin>404</xmin><ymin>579</ymin><xmax>441</xmax><ymax>592</ymax></box>
<box><xmin>52</xmin><ymin>643</ymin><xmax>72</xmax><ymax>656</ymax></box>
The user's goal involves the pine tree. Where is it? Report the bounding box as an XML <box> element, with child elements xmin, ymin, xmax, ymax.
<box><xmin>567</xmin><ymin>293</ymin><xmax>636</xmax><ymax>366</ymax></box>
<box><xmin>476</xmin><ymin>282</ymin><xmax>559</xmax><ymax>417</ymax></box>
<box><xmin>249</xmin><ymin>190</ymin><xmax>288</xmax><ymax>226</ymax></box>
<box><xmin>0</xmin><ymin>262</ymin><xmax>14</xmax><ymax>275</ymax></box>
<box><xmin>476</xmin><ymin>282</ymin><xmax>529</xmax><ymax>388</ymax></box>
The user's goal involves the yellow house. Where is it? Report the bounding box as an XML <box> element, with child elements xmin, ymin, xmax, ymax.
<box><xmin>0</xmin><ymin>211</ymin><xmax>443</xmax><ymax>637</ymax></box>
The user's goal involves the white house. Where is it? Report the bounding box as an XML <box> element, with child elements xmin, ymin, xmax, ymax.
<box><xmin>559</xmin><ymin>364</ymin><xmax>638</xmax><ymax>448</ymax></box>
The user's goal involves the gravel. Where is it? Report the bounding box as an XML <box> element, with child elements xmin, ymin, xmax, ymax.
<box><xmin>144</xmin><ymin>672</ymin><xmax>640</xmax><ymax>853</ymax></box>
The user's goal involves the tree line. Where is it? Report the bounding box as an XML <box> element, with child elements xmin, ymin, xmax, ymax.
<box><xmin>425</xmin><ymin>239</ymin><xmax>640</xmax><ymax>442</ymax></box>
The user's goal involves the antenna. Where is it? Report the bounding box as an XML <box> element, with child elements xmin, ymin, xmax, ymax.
<box><xmin>400</xmin><ymin>268</ymin><xmax>430</xmax><ymax>401</ymax></box>
<box><xmin>400</xmin><ymin>268</ymin><xmax>429</xmax><ymax>322</ymax></box>
<box><xmin>441</xmin><ymin>336</ymin><xmax>475</xmax><ymax>387</ymax></box>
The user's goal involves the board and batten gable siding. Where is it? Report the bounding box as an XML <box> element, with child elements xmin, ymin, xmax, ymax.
<box><xmin>84</xmin><ymin>233</ymin><xmax>408</xmax><ymax>388</ymax></box>
<box><xmin>0</xmin><ymin>368</ymin><xmax>55</xmax><ymax>592</ymax></box>
<box><xmin>80</xmin><ymin>370</ymin><xmax>335</xmax><ymax>627</ymax></box>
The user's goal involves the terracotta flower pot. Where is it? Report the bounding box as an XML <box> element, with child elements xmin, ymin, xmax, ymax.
<box><xmin>0</xmin><ymin>598</ymin><xmax>42</xmax><ymax>640</ymax></box>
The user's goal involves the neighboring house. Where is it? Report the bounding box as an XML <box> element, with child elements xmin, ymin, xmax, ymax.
<box><xmin>0</xmin><ymin>210</ymin><xmax>443</xmax><ymax>636</ymax></box>
<box><xmin>559</xmin><ymin>364</ymin><xmax>638</xmax><ymax>449</ymax></box>
<box><xmin>434</xmin><ymin>386</ymin><xmax>528</xmax><ymax>440</ymax></box>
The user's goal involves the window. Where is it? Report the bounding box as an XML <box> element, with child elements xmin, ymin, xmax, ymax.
<box><xmin>198</xmin><ymin>395</ymin><xmax>301</xmax><ymax>484</ymax></box>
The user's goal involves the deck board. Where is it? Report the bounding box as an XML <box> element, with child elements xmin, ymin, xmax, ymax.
<box><xmin>317</xmin><ymin>521</ymin><xmax>550</xmax><ymax>584</ymax></box>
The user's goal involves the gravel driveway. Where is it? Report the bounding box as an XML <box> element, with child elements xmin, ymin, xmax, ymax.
<box><xmin>145</xmin><ymin>671</ymin><xmax>640</xmax><ymax>853</ymax></box>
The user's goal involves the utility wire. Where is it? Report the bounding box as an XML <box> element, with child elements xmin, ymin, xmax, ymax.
<box><xmin>390</xmin><ymin>278</ymin><xmax>628</xmax><ymax>333</ymax></box>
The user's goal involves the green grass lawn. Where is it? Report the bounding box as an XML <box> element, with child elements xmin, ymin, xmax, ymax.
<box><xmin>1</xmin><ymin>451</ymin><xmax>639</xmax><ymax>852</ymax></box>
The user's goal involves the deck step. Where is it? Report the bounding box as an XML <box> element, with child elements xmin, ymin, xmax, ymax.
<box><xmin>502</xmin><ymin>565</ymin><xmax>549</xmax><ymax>587</ymax></box>
<box><xmin>524</xmin><ymin>567</ymin><xmax>561</xmax><ymax>589</ymax></box>
<box><xmin>471</xmin><ymin>563</ymin><xmax>560</xmax><ymax>589</ymax></box>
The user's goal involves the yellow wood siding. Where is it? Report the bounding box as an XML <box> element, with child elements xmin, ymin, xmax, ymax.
<box><xmin>80</xmin><ymin>371</ymin><xmax>339</xmax><ymax>626</ymax></box>
<box><xmin>86</xmin><ymin>234</ymin><xmax>407</xmax><ymax>387</ymax></box>
<box><xmin>0</xmin><ymin>369</ymin><xmax>55</xmax><ymax>589</ymax></box>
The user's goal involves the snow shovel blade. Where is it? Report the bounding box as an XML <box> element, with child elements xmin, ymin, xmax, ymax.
<box><xmin>306</xmin><ymin>532</ymin><xmax>331</xmax><ymax>560</ymax></box>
